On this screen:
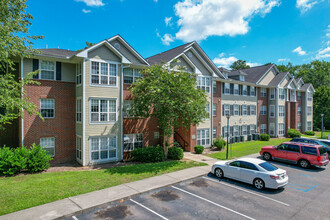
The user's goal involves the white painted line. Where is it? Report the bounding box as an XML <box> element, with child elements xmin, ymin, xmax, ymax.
<box><xmin>72</xmin><ymin>216</ymin><xmax>79</xmax><ymax>220</ymax></box>
<box><xmin>130</xmin><ymin>199</ymin><xmax>169</xmax><ymax>220</ymax></box>
<box><xmin>203</xmin><ymin>176</ymin><xmax>290</xmax><ymax>207</ymax></box>
<box><xmin>172</xmin><ymin>186</ymin><xmax>255</xmax><ymax>220</ymax></box>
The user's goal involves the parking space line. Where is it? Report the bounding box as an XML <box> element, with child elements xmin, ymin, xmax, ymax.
<box><xmin>130</xmin><ymin>199</ymin><xmax>169</xmax><ymax>220</ymax></box>
<box><xmin>171</xmin><ymin>186</ymin><xmax>255</xmax><ymax>220</ymax></box>
<box><xmin>72</xmin><ymin>216</ymin><xmax>79</xmax><ymax>220</ymax></box>
<box><xmin>203</xmin><ymin>177</ymin><xmax>290</xmax><ymax>207</ymax></box>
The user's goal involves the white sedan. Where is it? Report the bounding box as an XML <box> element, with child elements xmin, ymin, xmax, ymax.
<box><xmin>211</xmin><ymin>158</ymin><xmax>288</xmax><ymax>190</ymax></box>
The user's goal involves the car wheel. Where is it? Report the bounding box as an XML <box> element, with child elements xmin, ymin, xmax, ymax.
<box><xmin>253</xmin><ymin>178</ymin><xmax>265</xmax><ymax>190</ymax></box>
<box><xmin>263</xmin><ymin>152</ymin><xmax>272</xmax><ymax>161</ymax></box>
<box><xmin>214</xmin><ymin>168</ymin><xmax>224</xmax><ymax>178</ymax></box>
<box><xmin>298</xmin><ymin>159</ymin><xmax>310</xmax><ymax>168</ymax></box>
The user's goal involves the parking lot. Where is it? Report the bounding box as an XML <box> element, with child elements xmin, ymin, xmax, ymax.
<box><xmin>64</xmin><ymin>159</ymin><xmax>330</xmax><ymax>220</ymax></box>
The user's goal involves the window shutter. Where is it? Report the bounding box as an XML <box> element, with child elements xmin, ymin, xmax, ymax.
<box><xmin>222</xmin><ymin>83</ymin><xmax>225</xmax><ymax>94</ymax></box>
<box><xmin>33</xmin><ymin>59</ymin><xmax>39</xmax><ymax>79</ymax></box>
<box><xmin>222</xmin><ymin>104</ymin><xmax>224</xmax><ymax>116</ymax></box>
<box><xmin>247</xmin><ymin>86</ymin><xmax>250</xmax><ymax>96</ymax></box>
<box><xmin>230</xmin><ymin>105</ymin><xmax>233</xmax><ymax>116</ymax></box>
<box><xmin>222</xmin><ymin>127</ymin><xmax>225</xmax><ymax>138</ymax></box>
<box><xmin>247</xmin><ymin>105</ymin><xmax>250</xmax><ymax>115</ymax></box>
<box><xmin>247</xmin><ymin>125</ymin><xmax>250</xmax><ymax>135</ymax></box>
<box><xmin>230</xmin><ymin>84</ymin><xmax>234</xmax><ymax>95</ymax></box>
<box><xmin>239</xmin><ymin>85</ymin><xmax>242</xmax><ymax>95</ymax></box>
<box><xmin>56</xmin><ymin>62</ymin><xmax>61</xmax><ymax>80</ymax></box>
<box><xmin>239</xmin><ymin>105</ymin><xmax>242</xmax><ymax>116</ymax></box>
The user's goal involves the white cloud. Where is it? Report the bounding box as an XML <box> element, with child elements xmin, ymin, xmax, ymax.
<box><xmin>296</xmin><ymin>0</ymin><xmax>320</xmax><ymax>13</ymax></box>
<box><xmin>317</xmin><ymin>47</ymin><xmax>330</xmax><ymax>58</ymax></box>
<box><xmin>277</xmin><ymin>58</ymin><xmax>290</xmax><ymax>62</ymax></box>
<box><xmin>154</xmin><ymin>0</ymin><xmax>158</xmax><ymax>2</ymax></box>
<box><xmin>161</xmin><ymin>34</ymin><xmax>175</xmax><ymax>46</ymax></box>
<box><xmin>213</xmin><ymin>56</ymin><xmax>238</xmax><ymax>68</ymax></box>
<box><xmin>292</xmin><ymin>46</ymin><xmax>307</xmax><ymax>56</ymax></box>
<box><xmin>75</xmin><ymin>0</ymin><xmax>104</xmax><ymax>7</ymax></box>
<box><xmin>165</xmin><ymin>17</ymin><xmax>173</xmax><ymax>27</ymax></box>
<box><xmin>315</xmin><ymin>25</ymin><xmax>330</xmax><ymax>59</ymax></box>
<box><xmin>247</xmin><ymin>62</ymin><xmax>262</xmax><ymax>67</ymax></box>
<box><xmin>82</xmin><ymin>9</ymin><xmax>91</xmax><ymax>13</ymax></box>
<box><xmin>171</xmin><ymin>0</ymin><xmax>280</xmax><ymax>42</ymax></box>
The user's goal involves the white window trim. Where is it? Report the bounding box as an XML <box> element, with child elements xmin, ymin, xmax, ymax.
<box><xmin>261</xmin><ymin>88</ymin><xmax>267</xmax><ymax>97</ymax></box>
<box><xmin>234</xmin><ymin>84</ymin><xmax>239</xmax><ymax>96</ymax></box>
<box><xmin>234</xmin><ymin>104</ymin><xmax>239</xmax><ymax>116</ymax></box>
<box><xmin>38</xmin><ymin>60</ymin><xmax>56</xmax><ymax>81</ymax></box>
<box><xmin>212</xmin><ymin>127</ymin><xmax>217</xmax><ymax>139</ymax></box>
<box><xmin>260</xmin><ymin>105</ymin><xmax>267</xmax><ymax>116</ymax></box>
<box><xmin>279</xmin><ymin>123</ymin><xmax>285</xmax><ymax>135</ymax></box>
<box><xmin>89</xmin><ymin>59</ymin><xmax>119</xmax><ymax>88</ymax></box>
<box><xmin>260</xmin><ymin>124</ymin><xmax>267</xmax><ymax>134</ymax></box>
<box><xmin>224</xmin><ymin>104</ymin><xmax>230</xmax><ymax>115</ymax></box>
<box><xmin>197</xmin><ymin>129</ymin><xmax>210</xmax><ymax>147</ymax></box>
<box><xmin>40</xmin><ymin>99</ymin><xmax>55</xmax><ymax>119</ymax></box>
<box><xmin>89</xmin><ymin>98</ymin><xmax>118</xmax><ymax>124</ymax></box>
<box><xmin>76</xmin><ymin>135</ymin><xmax>82</xmax><ymax>161</ymax></box>
<box><xmin>213</xmin><ymin>103</ymin><xmax>217</xmax><ymax>117</ymax></box>
<box><xmin>307</xmin><ymin>106</ymin><xmax>312</xmax><ymax>116</ymax></box>
<box><xmin>124</xmin><ymin>133</ymin><xmax>144</xmax><ymax>151</ymax></box>
<box><xmin>250</xmin><ymin>105</ymin><xmax>256</xmax><ymax>115</ymax></box>
<box><xmin>250</xmin><ymin>86</ymin><xmax>255</xmax><ymax>97</ymax></box>
<box><xmin>242</xmin><ymin>104</ymin><xmax>247</xmax><ymax>116</ymax></box>
<box><xmin>269</xmin><ymin>105</ymin><xmax>275</xmax><ymax>118</ymax></box>
<box><xmin>279</xmin><ymin>105</ymin><xmax>285</xmax><ymax>117</ymax></box>
<box><xmin>40</xmin><ymin>137</ymin><xmax>55</xmax><ymax>157</ymax></box>
<box><xmin>270</xmin><ymin>88</ymin><xmax>275</xmax><ymax>100</ymax></box>
<box><xmin>89</xmin><ymin>135</ymin><xmax>118</xmax><ymax>162</ymax></box>
<box><xmin>76</xmin><ymin>62</ymin><xmax>82</xmax><ymax>87</ymax></box>
<box><xmin>269</xmin><ymin>123</ymin><xmax>275</xmax><ymax>136</ymax></box>
<box><xmin>242</xmin><ymin>85</ymin><xmax>247</xmax><ymax>96</ymax></box>
<box><xmin>76</xmin><ymin>97</ymin><xmax>82</xmax><ymax>123</ymax></box>
<box><xmin>224</xmin><ymin>83</ymin><xmax>230</xmax><ymax>95</ymax></box>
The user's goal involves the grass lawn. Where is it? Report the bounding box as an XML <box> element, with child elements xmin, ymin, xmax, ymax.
<box><xmin>207</xmin><ymin>138</ymin><xmax>291</xmax><ymax>160</ymax></box>
<box><xmin>0</xmin><ymin>160</ymin><xmax>206</xmax><ymax>216</ymax></box>
<box><xmin>301</xmin><ymin>131</ymin><xmax>330</xmax><ymax>139</ymax></box>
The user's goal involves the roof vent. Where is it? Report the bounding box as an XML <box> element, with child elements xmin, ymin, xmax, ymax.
<box><xmin>114</xmin><ymin>43</ymin><xmax>120</xmax><ymax>50</ymax></box>
<box><xmin>188</xmin><ymin>52</ymin><xmax>193</xmax><ymax>58</ymax></box>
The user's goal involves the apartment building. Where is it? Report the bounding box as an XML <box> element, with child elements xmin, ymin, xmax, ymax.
<box><xmin>1</xmin><ymin>36</ymin><xmax>314</xmax><ymax>165</ymax></box>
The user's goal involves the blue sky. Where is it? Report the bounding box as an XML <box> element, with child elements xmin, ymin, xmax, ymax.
<box><xmin>27</xmin><ymin>0</ymin><xmax>330</xmax><ymax>68</ymax></box>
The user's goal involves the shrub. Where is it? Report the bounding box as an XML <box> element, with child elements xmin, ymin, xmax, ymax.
<box><xmin>287</xmin><ymin>129</ymin><xmax>301</xmax><ymax>138</ymax></box>
<box><xmin>131</xmin><ymin>145</ymin><xmax>165</xmax><ymax>162</ymax></box>
<box><xmin>260</xmin><ymin>133</ymin><xmax>270</xmax><ymax>141</ymax></box>
<box><xmin>194</xmin><ymin>145</ymin><xmax>204</xmax><ymax>154</ymax></box>
<box><xmin>167</xmin><ymin>146</ymin><xmax>184</xmax><ymax>160</ymax></box>
<box><xmin>305</xmin><ymin>131</ymin><xmax>315</xmax><ymax>136</ymax></box>
<box><xmin>0</xmin><ymin>147</ymin><xmax>28</xmax><ymax>176</ymax></box>
<box><xmin>26</xmin><ymin>144</ymin><xmax>53</xmax><ymax>173</ymax></box>
<box><xmin>213</xmin><ymin>137</ymin><xmax>226</xmax><ymax>151</ymax></box>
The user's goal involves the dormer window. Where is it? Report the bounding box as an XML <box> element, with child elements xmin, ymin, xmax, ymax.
<box><xmin>239</xmin><ymin>75</ymin><xmax>245</xmax><ymax>81</ymax></box>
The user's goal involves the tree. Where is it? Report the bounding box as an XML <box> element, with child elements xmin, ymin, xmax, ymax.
<box><xmin>0</xmin><ymin>0</ymin><xmax>43</xmax><ymax>129</ymax></box>
<box><xmin>313</xmin><ymin>86</ymin><xmax>330</xmax><ymax>130</ymax></box>
<box><xmin>230</xmin><ymin>60</ymin><xmax>250</xmax><ymax>70</ymax></box>
<box><xmin>129</xmin><ymin>65</ymin><xmax>208</xmax><ymax>158</ymax></box>
<box><xmin>77</xmin><ymin>41</ymin><xmax>95</xmax><ymax>52</ymax></box>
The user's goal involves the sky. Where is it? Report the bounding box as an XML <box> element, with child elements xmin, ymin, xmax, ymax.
<box><xmin>26</xmin><ymin>0</ymin><xmax>330</xmax><ymax>69</ymax></box>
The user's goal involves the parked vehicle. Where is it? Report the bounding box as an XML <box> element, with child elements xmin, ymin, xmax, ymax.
<box><xmin>260</xmin><ymin>142</ymin><xmax>329</xmax><ymax>168</ymax></box>
<box><xmin>211</xmin><ymin>158</ymin><xmax>288</xmax><ymax>190</ymax></box>
<box><xmin>291</xmin><ymin>138</ymin><xmax>330</xmax><ymax>159</ymax></box>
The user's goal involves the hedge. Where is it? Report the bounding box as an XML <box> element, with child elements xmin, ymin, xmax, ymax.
<box><xmin>305</xmin><ymin>131</ymin><xmax>315</xmax><ymax>136</ymax></box>
<box><xmin>260</xmin><ymin>133</ymin><xmax>270</xmax><ymax>141</ymax></box>
<box><xmin>131</xmin><ymin>145</ymin><xmax>165</xmax><ymax>162</ymax></box>
<box><xmin>194</xmin><ymin>145</ymin><xmax>204</xmax><ymax>154</ymax></box>
<box><xmin>287</xmin><ymin>129</ymin><xmax>301</xmax><ymax>138</ymax></box>
<box><xmin>213</xmin><ymin>137</ymin><xmax>226</xmax><ymax>151</ymax></box>
<box><xmin>167</xmin><ymin>146</ymin><xmax>184</xmax><ymax>160</ymax></box>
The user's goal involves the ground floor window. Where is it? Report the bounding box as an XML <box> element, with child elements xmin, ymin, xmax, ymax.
<box><xmin>307</xmin><ymin>121</ymin><xmax>312</xmax><ymax>131</ymax></box>
<box><xmin>124</xmin><ymin>133</ymin><xmax>143</xmax><ymax>151</ymax></box>
<box><xmin>90</xmin><ymin>136</ymin><xmax>117</xmax><ymax>161</ymax></box>
<box><xmin>270</xmin><ymin>123</ymin><xmax>275</xmax><ymax>136</ymax></box>
<box><xmin>222</xmin><ymin>126</ymin><xmax>228</xmax><ymax>138</ymax></box>
<box><xmin>233</xmin><ymin>126</ymin><xmax>239</xmax><ymax>137</ymax></box>
<box><xmin>242</xmin><ymin>125</ymin><xmax>247</xmax><ymax>135</ymax></box>
<box><xmin>260</xmin><ymin>124</ymin><xmax>267</xmax><ymax>134</ymax></box>
<box><xmin>213</xmin><ymin>127</ymin><xmax>216</xmax><ymax>139</ymax></box>
<box><xmin>40</xmin><ymin>137</ymin><xmax>55</xmax><ymax>156</ymax></box>
<box><xmin>197</xmin><ymin>129</ymin><xmax>210</xmax><ymax>146</ymax></box>
<box><xmin>250</xmin><ymin>125</ymin><xmax>256</xmax><ymax>134</ymax></box>
<box><xmin>298</xmin><ymin>122</ymin><xmax>301</xmax><ymax>130</ymax></box>
<box><xmin>279</xmin><ymin>123</ymin><xmax>285</xmax><ymax>135</ymax></box>
<box><xmin>76</xmin><ymin>136</ymin><xmax>82</xmax><ymax>160</ymax></box>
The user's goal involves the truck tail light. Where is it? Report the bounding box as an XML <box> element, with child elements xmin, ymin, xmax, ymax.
<box><xmin>317</xmin><ymin>156</ymin><xmax>322</xmax><ymax>162</ymax></box>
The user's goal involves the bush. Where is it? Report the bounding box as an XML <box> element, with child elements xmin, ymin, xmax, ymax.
<box><xmin>305</xmin><ymin>131</ymin><xmax>315</xmax><ymax>136</ymax></box>
<box><xmin>260</xmin><ymin>133</ymin><xmax>270</xmax><ymax>141</ymax></box>
<box><xmin>131</xmin><ymin>145</ymin><xmax>165</xmax><ymax>162</ymax></box>
<box><xmin>26</xmin><ymin>144</ymin><xmax>53</xmax><ymax>173</ymax></box>
<box><xmin>194</xmin><ymin>145</ymin><xmax>204</xmax><ymax>154</ymax></box>
<box><xmin>213</xmin><ymin>137</ymin><xmax>226</xmax><ymax>151</ymax></box>
<box><xmin>287</xmin><ymin>129</ymin><xmax>301</xmax><ymax>138</ymax></box>
<box><xmin>167</xmin><ymin>146</ymin><xmax>184</xmax><ymax>160</ymax></box>
<box><xmin>0</xmin><ymin>147</ymin><xmax>28</xmax><ymax>176</ymax></box>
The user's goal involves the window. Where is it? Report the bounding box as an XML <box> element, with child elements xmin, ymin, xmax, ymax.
<box><xmin>91</xmin><ymin>61</ymin><xmax>117</xmax><ymax>86</ymax></box>
<box><xmin>76</xmin><ymin>62</ymin><xmax>82</xmax><ymax>85</ymax></box>
<box><xmin>290</xmin><ymin>90</ymin><xmax>296</xmax><ymax>101</ymax></box>
<box><xmin>269</xmin><ymin>105</ymin><xmax>275</xmax><ymax>118</ymax></box>
<box><xmin>90</xmin><ymin>99</ymin><xmax>117</xmax><ymax>123</ymax></box>
<box><xmin>223</xmin><ymin>126</ymin><xmax>228</xmax><ymax>138</ymax></box>
<box><xmin>234</xmin><ymin>104</ymin><xmax>239</xmax><ymax>116</ymax></box>
<box><xmin>223</xmin><ymin>104</ymin><xmax>230</xmax><ymax>115</ymax></box>
<box><xmin>259</xmin><ymin>162</ymin><xmax>278</xmax><ymax>171</ymax></box>
<box><xmin>307</xmin><ymin>106</ymin><xmax>312</xmax><ymax>116</ymax></box>
<box><xmin>307</xmin><ymin>121</ymin><xmax>312</xmax><ymax>131</ymax></box>
<box><xmin>279</xmin><ymin>105</ymin><xmax>285</xmax><ymax>117</ymax></box>
<box><xmin>206</xmin><ymin>103</ymin><xmax>210</xmax><ymax>119</ymax></box>
<box><xmin>90</xmin><ymin>136</ymin><xmax>117</xmax><ymax>161</ymax></box>
<box><xmin>123</xmin><ymin>100</ymin><xmax>132</xmax><ymax>117</ymax></box>
<box><xmin>241</xmin><ymin>162</ymin><xmax>258</xmax><ymax>171</ymax></box>
<box><xmin>40</xmin><ymin>137</ymin><xmax>55</xmax><ymax>156</ymax></box>
<box><xmin>124</xmin><ymin>134</ymin><xmax>143</xmax><ymax>151</ymax></box>
<box><xmin>260</xmin><ymin>124</ymin><xmax>267</xmax><ymax>133</ymax></box>
<box><xmin>154</xmin><ymin>132</ymin><xmax>160</xmax><ymax>139</ymax></box>
<box><xmin>297</xmin><ymin>92</ymin><xmax>301</xmax><ymax>100</ymax></box>
<box><xmin>197</xmin><ymin>76</ymin><xmax>210</xmax><ymax>93</ymax></box>
<box><xmin>213</xmin><ymin>81</ymin><xmax>216</xmax><ymax>93</ymax></box>
<box><xmin>260</xmin><ymin>106</ymin><xmax>267</xmax><ymax>115</ymax></box>
<box><xmin>279</xmin><ymin>88</ymin><xmax>285</xmax><ymax>100</ymax></box>
<box><xmin>39</xmin><ymin>60</ymin><xmax>55</xmax><ymax>80</ymax></box>
<box><xmin>298</xmin><ymin>122</ymin><xmax>301</xmax><ymax>130</ymax></box>
<box><xmin>76</xmin><ymin>136</ymin><xmax>82</xmax><ymax>160</ymax></box>
<box><xmin>261</xmin><ymin>88</ymin><xmax>267</xmax><ymax>97</ymax></box>
<box><xmin>233</xmin><ymin>126</ymin><xmax>239</xmax><ymax>136</ymax></box>
<box><xmin>40</xmin><ymin>99</ymin><xmax>55</xmax><ymax>118</ymax></box>
<box><xmin>250</xmin><ymin>86</ymin><xmax>255</xmax><ymax>96</ymax></box>
<box><xmin>124</xmin><ymin>68</ymin><xmax>142</xmax><ymax>84</ymax></box>
<box><xmin>298</xmin><ymin>106</ymin><xmax>301</xmax><ymax>115</ymax></box>
<box><xmin>197</xmin><ymin>129</ymin><xmax>210</xmax><ymax>146</ymax></box>
<box><xmin>278</xmin><ymin>144</ymin><xmax>288</xmax><ymax>150</ymax></box>
<box><xmin>307</xmin><ymin>92</ymin><xmax>313</xmax><ymax>101</ymax></box>
<box><xmin>239</xmin><ymin>75</ymin><xmax>245</xmax><ymax>81</ymax></box>
<box><xmin>250</xmin><ymin>105</ymin><xmax>256</xmax><ymax>115</ymax></box>
<box><xmin>242</xmin><ymin>125</ymin><xmax>247</xmax><ymax>135</ymax></box>
<box><xmin>287</xmin><ymin>144</ymin><xmax>300</xmax><ymax>152</ymax></box>
<box><xmin>229</xmin><ymin>161</ymin><xmax>241</xmax><ymax>167</ymax></box>
<box><xmin>270</xmin><ymin>88</ymin><xmax>275</xmax><ymax>100</ymax></box>
<box><xmin>301</xmin><ymin>146</ymin><xmax>317</xmax><ymax>156</ymax></box>
<box><xmin>76</xmin><ymin>98</ymin><xmax>82</xmax><ymax>122</ymax></box>
<box><xmin>250</xmin><ymin>125</ymin><xmax>256</xmax><ymax>134</ymax></box>
<box><xmin>213</xmin><ymin>127</ymin><xmax>217</xmax><ymax>139</ymax></box>
<box><xmin>242</xmin><ymin>105</ymin><xmax>247</xmax><ymax>116</ymax></box>
<box><xmin>224</xmin><ymin>83</ymin><xmax>230</xmax><ymax>95</ymax></box>
<box><xmin>234</xmin><ymin>84</ymin><xmax>239</xmax><ymax>95</ymax></box>
<box><xmin>279</xmin><ymin>123</ymin><xmax>285</xmax><ymax>135</ymax></box>
<box><xmin>242</xmin><ymin>85</ymin><xmax>247</xmax><ymax>96</ymax></box>
<box><xmin>213</xmin><ymin>103</ymin><xmax>217</xmax><ymax>116</ymax></box>
<box><xmin>270</xmin><ymin>123</ymin><xmax>275</xmax><ymax>136</ymax></box>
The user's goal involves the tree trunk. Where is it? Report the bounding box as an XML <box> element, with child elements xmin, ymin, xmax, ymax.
<box><xmin>163</xmin><ymin>131</ymin><xmax>168</xmax><ymax>159</ymax></box>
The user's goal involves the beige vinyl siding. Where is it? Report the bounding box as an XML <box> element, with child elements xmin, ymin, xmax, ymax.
<box><xmin>109</xmin><ymin>39</ymin><xmax>145</xmax><ymax>65</ymax></box>
<box><xmin>280</xmin><ymin>78</ymin><xmax>288</xmax><ymax>87</ymax></box>
<box><xmin>61</xmin><ymin>62</ymin><xmax>76</xmax><ymax>82</ymax></box>
<box><xmin>170</xmin><ymin>56</ymin><xmax>194</xmax><ymax>73</ymax></box>
<box><xmin>184</xmin><ymin>50</ymin><xmax>212</xmax><ymax>76</ymax></box>
<box><xmin>191</xmin><ymin>44</ymin><xmax>219</xmax><ymax>74</ymax></box>
<box><xmin>88</xmin><ymin>45</ymin><xmax>121</xmax><ymax>62</ymax></box>
<box><xmin>259</xmin><ymin>70</ymin><xmax>276</xmax><ymax>85</ymax></box>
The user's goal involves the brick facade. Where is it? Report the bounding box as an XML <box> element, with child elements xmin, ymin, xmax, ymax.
<box><xmin>257</xmin><ymin>88</ymin><xmax>268</xmax><ymax>133</ymax></box>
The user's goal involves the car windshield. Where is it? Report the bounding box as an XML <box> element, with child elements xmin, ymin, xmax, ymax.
<box><xmin>319</xmin><ymin>147</ymin><xmax>327</xmax><ymax>156</ymax></box>
<box><xmin>315</xmin><ymin>141</ymin><xmax>328</xmax><ymax>148</ymax></box>
<box><xmin>259</xmin><ymin>162</ymin><xmax>278</xmax><ymax>171</ymax></box>
<box><xmin>320</xmin><ymin>141</ymin><xmax>330</xmax><ymax>147</ymax></box>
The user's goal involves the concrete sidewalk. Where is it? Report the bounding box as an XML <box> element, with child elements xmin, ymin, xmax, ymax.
<box><xmin>1</xmin><ymin>158</ymin><xmax>213</xmax><ymax>220</ymax></box>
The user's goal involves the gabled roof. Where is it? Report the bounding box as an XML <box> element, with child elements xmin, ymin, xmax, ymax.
<box><xmin>228</xmin><ymin>64</ymin><xmax>274</xmax><ymax>84</ymax></box>
<box><xmin>301</xmin><ymin>83</ymin><xmax>315</xmax><ymax>92</ymax></box>
<box><xmin>228</xmin><ymin>70</ymin><xmax>248</xmax><ymax>76</ymax></box>
<box><xmin>36</xmin><ymin>49</ymin><xmax>78</xmax><ymax>59</ymax></box>
<box><xmin>268</xmin><ymin>72</ymin><xmax>289</xmax><ymax>87</ymax></box>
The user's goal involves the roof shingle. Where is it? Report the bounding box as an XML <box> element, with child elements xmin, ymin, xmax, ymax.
<box><xmin>37</xmin><ymin>49</ymin><xmax>78</xmax><ymax>59</ymax></box>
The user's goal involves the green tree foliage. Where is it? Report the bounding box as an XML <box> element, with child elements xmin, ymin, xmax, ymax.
<box><xmin>277</xmin><ymin>62</ymin><xmax>300</xmax><ymax>75</ymax></box>
<box><xmin>0</xmin><ymin>0</ymin><xmax>43</xmax><ymax>129</ymax></box>
<box><xmin>77</xmin><ymin>41</ymin><xmax>95</xmax><ymax>52</ymax></box>
<box><xmin>129</xmin><ymin>64</ymin><xmax>208</xmax><ymax>158</ymax></box>
<box><xmin>230</xmin><ymin>60</ymin><xmax>250</xmax><ymax>70</ymax></box>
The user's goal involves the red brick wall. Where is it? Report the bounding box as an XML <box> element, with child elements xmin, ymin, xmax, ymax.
<box><xmin>22</xmin><ymin>80</ymin><xmax>76</xmax><ymax>164</ymax></box>
<box><xmin>290</xmin><ymin>102</ymin><xmax>298</xmax><ymax>129</ymax></box>
<box><xmin>285</xmin><ymin>102</ymin><xmax>291</xmax><ymax>133</ymax></box>
<box><xmin>257</xmin><ymin>87</ymin><xmax>268</xmax><ymax>133</ymax></box>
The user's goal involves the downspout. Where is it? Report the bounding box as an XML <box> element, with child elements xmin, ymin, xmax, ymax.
<box><xmin>82</xmin><ymin>59</ymin><xmax>86</xmax><ymax>166</ymax></box>
<box><xmin>20</xmin><ymin>57</ymin><xmax>24</xmax><ymax>146</ymax></box>
<box><xmin>120</xmin><ymin>64</ymin><xmax>124</xmax><ymax>161</ymax></box>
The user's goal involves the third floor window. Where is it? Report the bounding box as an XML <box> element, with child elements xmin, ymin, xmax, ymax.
<box><xmin>91</xmin><ymin>61</ymin><xmax>117</xmax><ymax>86</ymax></box>
<box><xmin>124</xmin><ymin>68</ymin><xmax>142</xmax><ymax>84</ymax></box>
<box><xmin>197</xmin><ymin>76</ymin><xmax>210</xmax><ymax>93</ymax></box>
